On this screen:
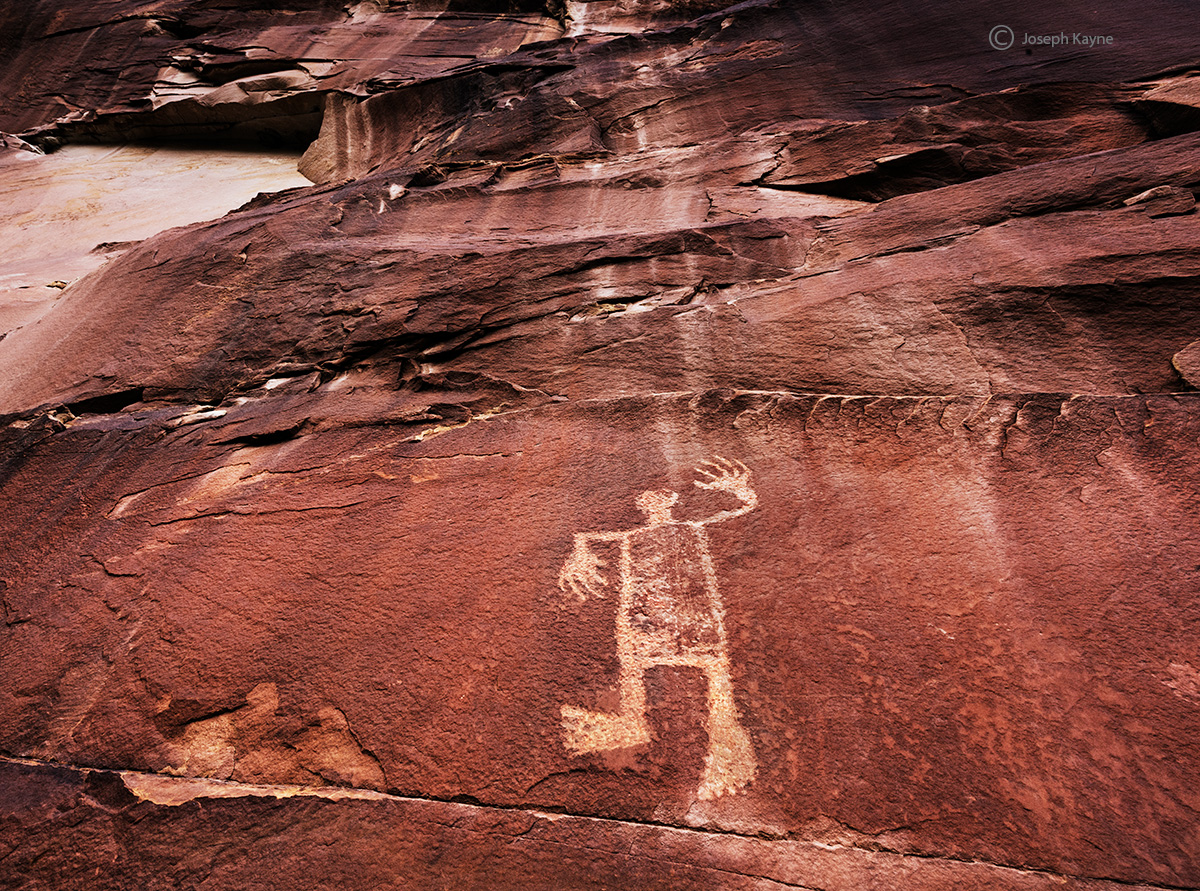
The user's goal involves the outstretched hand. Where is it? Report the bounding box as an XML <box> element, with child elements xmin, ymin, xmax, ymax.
<box><xmin>558</xmin><ymin>537</ymin><xmax>607</xmax><ymax>601</ymax></box>
<box><xmin>694</xmin><ymin>455</ymin><xmax>752</xmax><ymax>495</ymax></box>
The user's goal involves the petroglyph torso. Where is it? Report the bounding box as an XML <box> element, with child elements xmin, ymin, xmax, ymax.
<box><xmin>622</xmin><ymin>523</ymin><xmax>723</xmax><ymax>661</ymax></box>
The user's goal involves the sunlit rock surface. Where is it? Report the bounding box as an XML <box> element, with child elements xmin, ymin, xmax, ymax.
<box><xmin>1</xmin><ymin>1</ymin><xmax>1199</xmax><ymax>889</ymax></box>
<box><xmin>0</xmin><ymin>144</ymin><xmax>309</xmax><ymax>336</ymax></box>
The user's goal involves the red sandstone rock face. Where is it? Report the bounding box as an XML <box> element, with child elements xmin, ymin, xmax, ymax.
<box><xmin>2</xmin><ymin>1</ymin><xmax>1200</xmax><ymax>889</ymax></box>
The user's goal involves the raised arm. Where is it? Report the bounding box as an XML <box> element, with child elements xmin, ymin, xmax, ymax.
<box><xmin>693</xmin><ymin>456</ymin><xmax>757</xmax><ymax>524</ymax></box>
<box><xmin>558</xmin><ymin>530</ymin><xmax>624</xmax><ymax>601</ymax></box>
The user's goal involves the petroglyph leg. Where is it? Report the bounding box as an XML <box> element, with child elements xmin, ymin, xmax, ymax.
<box><xmin>697</xmin><ymin>659</ymin><xmax>756</xmax><ymax>800</ymax></box>
<box><xmin>561</xmin><ymin>661</ymin><xmax>650</xmax><ymax>754</ymax></box>
<box><xmin>561</xmin><ymin>705</ymin><xmax>651</xmax><ymax>753</ymax></box>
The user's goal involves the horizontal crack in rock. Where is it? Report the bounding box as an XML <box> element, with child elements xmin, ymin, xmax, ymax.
<box><xmin>0</xmin><ymin>755</ymin><xmax>1188</xmax><ymax>889</ymax></box>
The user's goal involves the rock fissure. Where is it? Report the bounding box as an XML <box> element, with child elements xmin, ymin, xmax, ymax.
<box><xmin>1</xmin><ymin>755</ymin><xmax>1192</xmax><ymax>889</ymax></box>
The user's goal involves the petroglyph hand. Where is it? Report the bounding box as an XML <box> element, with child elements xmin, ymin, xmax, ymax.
<box><xmin>558</xmin><ymin>536</ymin><xmax>608</xmax><ymax>601</ymax></box>
<box><xmin>694</xmin><ymin>456</ymin><xmax>753</xmax><ymax>498</ymax></box>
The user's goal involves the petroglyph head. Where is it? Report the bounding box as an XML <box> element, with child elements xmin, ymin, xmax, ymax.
<box><xmin>635</xmin><ymin>489</ymin><xmax>678</xmax><ymax>525</ymax></box>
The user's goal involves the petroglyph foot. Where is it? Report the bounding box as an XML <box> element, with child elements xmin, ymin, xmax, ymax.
<box><xmin>697</xmin><ymin>721</ymin><xmax>756</xmax><ymax>800</ymax></box>
<box><xmin>561</xmin><ymin>705</ymin><xmax>651</xmax><ymax>754</ymax></box>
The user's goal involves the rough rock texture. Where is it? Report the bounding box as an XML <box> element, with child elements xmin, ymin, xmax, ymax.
<box><xmin>2</xmin><ymin>1</ymin><xmax>1200</xmax><ymax>889</ymax></box>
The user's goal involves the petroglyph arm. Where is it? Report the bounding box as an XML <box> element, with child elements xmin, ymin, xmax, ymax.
<box><xmin>693</xmin><ymin>456</ymin><xmax>757</xmax><ymax>523</ymax></box>
<box><xmin>557</xmin><ymin>530</ymin><xmax>622</xmax><ymax>601</ymax></box>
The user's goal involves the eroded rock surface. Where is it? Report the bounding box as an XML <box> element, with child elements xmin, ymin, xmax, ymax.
<box><xmin>0</xmin><ymin>144</ymin><xmax>310</xmax><ymax>336</ymax></box>
<box><xmin>1</xmin><ymin>1</ymin><xmax>1199</xmax><ymax>888</ymax></box>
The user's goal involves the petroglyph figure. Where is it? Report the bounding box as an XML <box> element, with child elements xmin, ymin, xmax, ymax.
<box><xmin>558</xmin><ymin>456</ymin><xmax>757</xmax><ymax>800</ymax></box>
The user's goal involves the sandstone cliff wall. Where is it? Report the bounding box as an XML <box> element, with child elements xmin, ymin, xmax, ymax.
<box><xmin>2</xmin><ymin>1</ymin><xmax>1199</xmax><ymax>888</ymax></box>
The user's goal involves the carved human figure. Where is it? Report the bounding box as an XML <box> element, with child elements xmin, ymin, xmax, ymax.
<box><xmin>558</xmin><ymin>456</ymin><xmax>757</xmax><ymax>800</ymax></box>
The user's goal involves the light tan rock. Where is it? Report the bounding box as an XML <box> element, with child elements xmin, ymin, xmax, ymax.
<box><xmin>1173</xmin><ymin>340</ymin><xmax>1200</xmax><ymax>388</ymax></box>
<box><xmin>0</xmin><ymin>144</ymin><xmax>309</xmax><ymax>339</ymax></box>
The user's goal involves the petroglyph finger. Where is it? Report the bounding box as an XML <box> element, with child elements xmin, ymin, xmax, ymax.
<box><xmin>715</xmin><ymin>456</ymin><xmax>749</xmax><ymax>477</ymax></box>
<box><xmin>562</xmin><ymin>574</ymin><xmax>596</xmax><ymax>602</ymax></box>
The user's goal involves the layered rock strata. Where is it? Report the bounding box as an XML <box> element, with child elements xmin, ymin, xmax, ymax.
<box><xmin>2</xmin><ymin>1</ymin><xmax>1199</xmax><ymax>888</ymax></box>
